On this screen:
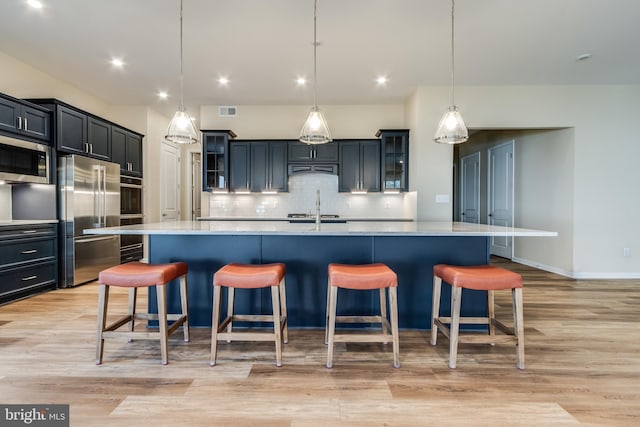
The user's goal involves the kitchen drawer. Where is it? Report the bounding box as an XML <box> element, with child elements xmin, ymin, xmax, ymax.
<box><xmin>0</xmin><ymin>237</ymin><xmax>56</xmax><ymax>269</ymax></box>
<box><xmin>0</xmin><ymin>224</ymin><xmax>56</xmax><ymax>240</ymax></box>
<box><xmin>121</xmin><ymin>244</ymin><xmax>144</xmax><ymax>264</ymax></box>
<box><xmin>0</xmin><ymin>260</ymin><xmax>56</xmax><ymax>299</ymax></box>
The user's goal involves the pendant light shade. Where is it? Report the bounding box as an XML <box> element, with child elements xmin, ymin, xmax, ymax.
<box><xmin>165</xmin><ymin>0</ymin><xmax>198</xmax><ymax>144</ymax></box>
<box><xmin>434</xmin><ymin>0</ymin><xmax>468</xmax><ymax>144</ymax></box>
<box><xmin>299</xmin><ymin>0</ymin><xmax>332</xmax><ymax>145</ymax></box>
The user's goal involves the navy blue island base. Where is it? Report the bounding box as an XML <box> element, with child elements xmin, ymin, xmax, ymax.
<box><xmin>148</xmin><ymin>234</ymin><xmax>490</xmax><ymax>329</ymax></box>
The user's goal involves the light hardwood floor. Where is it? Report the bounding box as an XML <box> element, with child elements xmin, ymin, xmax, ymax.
<box><xmin>1</xmin><ymin>259</ymin><xmax>639</xmax><ymax>426</ymax></box>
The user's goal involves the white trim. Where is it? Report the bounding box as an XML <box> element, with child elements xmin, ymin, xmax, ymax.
<box><xmin>512</xmin><ymin>256</ymin><xmax>640</xmax><ymax>279</ymax></box>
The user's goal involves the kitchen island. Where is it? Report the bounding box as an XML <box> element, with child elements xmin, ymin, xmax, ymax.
<box><xmin>84</xmin><ymin>221</ymin><xmax>556</xmax><ymax>328</ymax></box>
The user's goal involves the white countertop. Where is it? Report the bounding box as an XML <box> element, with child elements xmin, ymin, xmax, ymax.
<box><xmin>0</xmin><ymin>219</ymin><xmax>58</xmax><ymax>227</ymax></box>
<box><xmin>84</xmin><ymin>220</ymin><xmax>557</xmax><ymax>237</ymax></box>
<box><xmin>197</xmin><ymin>216</ymin><xmax>413</xmax><ymax>222</ymax></box>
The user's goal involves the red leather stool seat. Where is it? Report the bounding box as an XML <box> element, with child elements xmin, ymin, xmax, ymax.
<box><xmin>328</xmin><ymin>263</ymin><xmax>397</xmax><ymax>290</ymax></box>
<box><xmin>433</xmin><ymin>264</ymin><xmax>522</xmax><ymax>290</ymax></box>
<box><xmin>99</xmin><ymin>261</ymin><xmax>188</xmax><ymax>288</ymax></box>
<box><xmin>214</xmin><ymin>263</ymin><xmax>285</xmax><ymax>288</ymax></box>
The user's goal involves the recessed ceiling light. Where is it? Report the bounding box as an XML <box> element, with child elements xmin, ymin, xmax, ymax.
<box><xmin>296</xmin><ymin>77</ymin><xmax>307</xmax><ymax>86</ymax></box>
<box><xmin>576</xmin><ymin>53</ymin><xmax>592</xmax><ymax>61</ymax></box>
<box><xmin>26</xmin><ymin>0</ymin><xmax>44</xmax><ymax>9</ymax></box>
<box><xmin>376</xmin><ymin>76</ymin><xmax>388</xmax><ymax>86</ymax></box>
<box><xmin>110</xmin><ymin>58</ymin><xmax>124</xmax><ymax>68</ymax></box>
<box><xmin>158</xmin><ymin>91</ymin><xmax>169</xmax><ymax>100</ymax></box>
<box><xmin>218</xmin><ymin>77</ymin><xmax>229</xmax><ymax>86</ymax></box>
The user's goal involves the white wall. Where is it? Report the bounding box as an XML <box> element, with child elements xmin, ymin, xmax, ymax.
<box><xmin>409</xmin><ymin>85</ymin><xmax>640</xmax><ymax>278</ymax></box>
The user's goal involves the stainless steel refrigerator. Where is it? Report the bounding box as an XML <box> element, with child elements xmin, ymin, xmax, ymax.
<box><xmin>59</xmin><ymin>155</ymin><xmax>120</xmax><ymax>287</ymax></box>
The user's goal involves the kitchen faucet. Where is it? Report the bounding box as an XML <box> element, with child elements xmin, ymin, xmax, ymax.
<box><xmin>315</xmin><ymin>189</ymin><xmax>321</xmax><ymax>230</ymax></box>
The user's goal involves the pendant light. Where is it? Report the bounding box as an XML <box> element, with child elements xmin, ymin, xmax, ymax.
<box><xmin>299</xmin><ymin>0</ymin><xmax>332</xmax><ymax>145</ymax></box>
<box><xmin>165</xmin><ymin>0</ymin><xmax>199</xmax><ymax>144</ymax></box>
<box><xmin>434</xmin><ymin>0</ymin><xmax>468</xmax><ymax>144</ymax></box>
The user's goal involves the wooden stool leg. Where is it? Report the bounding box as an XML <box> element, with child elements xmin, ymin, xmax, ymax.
<box><xmin>96</xmin><ymin>284</ymin><xmax>109</xmax><ymax>365</ymax></box>
<box><xmin>324</xmin><ymin>278</ymin><xmax>331</xmax><ymax>345</ymax></box>
<box><xmin>430</xmin><ymin>276</ymin><xmax>442</xmax><ymax>346</ymax></box>
<box><xmin>488</xmin><ymin>289</ymin><xmax>495</xmax><ymax>345</ymax></box>
<box><xmin>326</xmin><ymin>285</ymin><xmax>338</xmax><ymax>368</ymax></box>
<box><xmin>127</xmin><ymin>287</ymin><xmax>137</xmax><ymax>336</ymax></box>
<box><xmin>156</xmin><ymin>284</ymin><xmax>169</xmax><ymax>365</ymax></box>
<box><xmin>513</xmin><ymin>287</ymin><xmax>525</xmax><ymax>369</ymax></box>
<box><xmin>210</xmin><ymin>285</ymin><xmax>222</xmax><ymax>366</ymax></box>
<box><xmin>279</xmin><ymin>277</ymin><xmax>289</xmax><ymax>344</ymax></box>
<box><xmin>379</xmin><ymin>287</ymin><xmax>388</xmax><ymax>336</ymax></box>
<box><xmin>226</xmin><ymin>287</ymin><xmax>235</xmax><ymax>342</ymax></box>
<box><xmin>271</xmin><ymin>285</ymin><xmax>283</xmax><ymax>367</ymax></box>
<box><xmin>389</xmin><ymin>287</ymin><xmax>400</xmax><ymax>368</ymax></box>
<box><xmin>449</xmin><ymin>286</ymin><xmax>462</xmax><ymax>369</ymax></box>
<box><xmin>180</xmin><ymin>275</ymin><xmax>190</xmax><ymax>342</ymax></box>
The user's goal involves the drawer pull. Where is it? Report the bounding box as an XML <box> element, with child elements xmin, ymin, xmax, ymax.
<box><xmin>22</xmin><ymin>230</ymin><xmax>38</xmax><ymax>234</ymax></box>
<box><xmin>21</xmin><ymin>249</ymin><xmax>38</xmax><ymax>254</ymax></box>
<box><xmin>21</xmin><ymin>275</ymin><xmax>38</xmax><ymax>281</ymax></box>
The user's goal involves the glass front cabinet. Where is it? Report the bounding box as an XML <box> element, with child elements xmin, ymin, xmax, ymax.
<box><xmin>377</xmin><ymin>129</ymin><xmax>409</xmax><ymax>192</ymax></box>
<box><xmin>202</xmin><ymin>130</ymin><xmax>236</xmax><ymax>191</ymax></box>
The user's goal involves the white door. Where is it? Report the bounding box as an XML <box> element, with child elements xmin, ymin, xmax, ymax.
<box><xmin>190</xmin><ymin>152</ymin><xmax>201</xmax><ymax>220</ymax></box>
<box><xmin>460</xmin><ymin>152</ymin><xmax>481</xmax><ymax>223</ymax></box>
<box><xmin>160</xmin><ymin>142</ymin><xmax>180</xmax><ymax>222</ymax></box>
<box><xmin>488</xmin><ymin>141</ymin><xmax>514</xmax><ymax>258</ymax></box>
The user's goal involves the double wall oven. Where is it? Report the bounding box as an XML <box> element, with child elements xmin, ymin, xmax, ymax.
<box><xmin>120</xmin><ymin>176</ymin><xmax>144</xmax><ymax>263</ymax></box>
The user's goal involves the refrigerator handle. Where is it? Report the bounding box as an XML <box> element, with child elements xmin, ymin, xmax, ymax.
<box><xmin>101</xmin><ymin>166</ymin><xmax>108</xmax><ymax>227</ymax></box>
<box><xmin>93</xmin><ymin>165</ymin><xmax>100</xmax><ymax>227</ymax></box>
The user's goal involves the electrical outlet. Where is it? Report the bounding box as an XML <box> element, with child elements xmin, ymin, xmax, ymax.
<box><xmin>623</xmin><ymin>248</ymin><xmax>631</xmax><ymax>257</ymax></box>
<box><xmin>384</xmin><ymin>202</ymin><xmax>391</xmax><ymax>209</ymax></box>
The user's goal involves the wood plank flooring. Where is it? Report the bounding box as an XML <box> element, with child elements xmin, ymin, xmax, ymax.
<box><xmin>1</xmin><ymin>258</ymin><xmax>639</xmax><ymax>426</ymax></box>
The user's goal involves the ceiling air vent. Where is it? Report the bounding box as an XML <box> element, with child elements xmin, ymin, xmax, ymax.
<box><xmin>218</xmin><ymin>106</ymin><xmax>237</xmax><ymax>117</ymax></box>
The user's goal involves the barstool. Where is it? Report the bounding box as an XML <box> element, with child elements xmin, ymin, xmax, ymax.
<box><xmin>325</xmin><ymin>263</ymin><xmax>400</xmax><ymax>368</ymax></box>
<box><xmin>430</xmin><ymin>264</ymin><xmax>525</xmax><ymax>369</ymax></box>
<box><xmin>210</xmin><ymin>263</ymin><xmax>288</xmax><ymax>367</ymax></box>
<box><xmin>96</xmin><ymin>261</ymin><xmax>189</xmax><ymax>365</ymax></box>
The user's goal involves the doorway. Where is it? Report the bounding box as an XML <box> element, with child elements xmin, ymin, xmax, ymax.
<box><xmin>189</xmin><ymin>151</ymin><xmax>202</xmax><ymax>220</ymax></box>
<box><xmin>160</xmin><ymin>141</ymin><xmax>180</xmax><ymax>222</ymax></box>
<box><xmin>488</xmin><ymin>141</ymin><xmax>514</xmax><ymax>258</ymax></box>
<box><xmin>460</xmin><ymin>152</ymin><xmax>481</xmax><ymax>223</ymax></box>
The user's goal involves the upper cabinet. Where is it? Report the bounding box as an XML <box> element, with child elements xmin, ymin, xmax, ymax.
<box><xmin>377</xmin><ymin>129</ymin><xmax>409</xmax><ymax>192</ymax></box>
<box><xmin>112</xmin><ymin>126</ymin><xmax>143</xmax><ymax>177</ymax></box>
<box><xmin>28</xmin><ymin>99</ymin><xmax>144</xmax><ymax>171</ymax></box>
<box><xmin>229</xmin><ymin>141</ymin><xmax>288</xmax><ymax>193</ymax></box>
<box><xmin>288</xmin><ymin>141</ymin><xmax>338</xmax><ymax>163</ymax></box>
<box><xmin>0</xmin><ymin>93</ymin><xmax>51</xmax><ymax>143</ymax></box>
<box><xmin>338</xmin><ymin>140</ymin><xmax>381</xmax><ymax>193</ymax></box>
<box><xmin>202</xmin><ymin>130</ymin><xmax>235</xmax><ymax>191</ymax></box>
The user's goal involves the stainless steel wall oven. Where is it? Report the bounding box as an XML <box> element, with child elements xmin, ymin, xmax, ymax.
<box><xmin>120</xmin><ymin>176</ymin><xmax>143</xmax><ymax>263</ymax></box>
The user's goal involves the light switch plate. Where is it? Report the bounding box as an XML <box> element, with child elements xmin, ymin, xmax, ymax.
<box><xmin>435</xmin><ymin>194</ymin><xmax>450</xmax><ymax>204</ymax></box>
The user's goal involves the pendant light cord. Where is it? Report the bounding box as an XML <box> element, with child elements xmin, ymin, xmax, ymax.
<box><xmin>450</xmin><ymin>0</ymin><xmax>456</xmax><ymax>107</ymax></box>
<box><xmin>179</xmin><ymin>0</ymin><xmax>185</xmax><ymax>111</ymax></box>
<box><xmin>313</xmin><ymin>0</ymin><xmax>318</xmax><ymax>109</ymax></box>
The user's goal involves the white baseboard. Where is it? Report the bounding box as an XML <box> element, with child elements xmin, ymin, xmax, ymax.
<box><xmin>510</xmin><ymin>257</ymin><xmax>640</xmax><ymax>279</ymax></box>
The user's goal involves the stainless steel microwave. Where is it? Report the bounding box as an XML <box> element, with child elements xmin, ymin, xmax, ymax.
<box><xmin>0</xmin><ymin>134</ymin><xmax>50</xmax><ymax>184</ymax></box>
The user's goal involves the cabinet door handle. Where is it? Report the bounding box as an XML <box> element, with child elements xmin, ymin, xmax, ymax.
<box><xmin>24</xmin><ymin>117</ymin><xmax>28</xmax><ymax>130</ymax></box>
<box><xmin>17</xmin><ymin>116</ymin><xmax>22</xmax><ymax>130</ymax></box>
<box><xmin>21</xmin><ymin>249</ymin><xmax>38</xmax><ymax>254</ymax></box>
<box><xmin>21</xmin><ymin>275</ymin><xmax>38</xmax><ymax>282</ymax></box>
<box><xmin>21</xmin><ymin>230</ymin><xmax>38</xmax><ymax>234</ymax></box>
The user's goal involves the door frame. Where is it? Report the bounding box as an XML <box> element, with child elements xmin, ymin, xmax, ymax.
<box><xmin>160</xmin><ymin>141</ymin><xmax>181</xmax><ymax>222</ymax></box>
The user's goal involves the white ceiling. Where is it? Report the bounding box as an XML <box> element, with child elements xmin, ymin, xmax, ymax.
<box><xmin>1</xmin><ymin>0</ymin><xmax>639</xmax><ymax>118</ymax></box>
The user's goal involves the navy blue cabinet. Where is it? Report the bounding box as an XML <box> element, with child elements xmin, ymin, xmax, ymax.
<box><xmin>202</xmin><ymin>130</ymin><xmax>235</xmax><ymax>191</ymax></box>
<box><xmin>112</xmin><ymin>126</ymin><xmax>143</xmax><ymax>177</ymax></box>
<box><xmin>0</xmin><ymin>94</ymin><xmax>50</xmax><ymax>142</ymax></box>
<box><xmin>229</xmin><ymin>141</ymin><xmax>288</xmax><ymax>193</ymax></box>
<box><xmin>338</xmin><ymin>140</ymin><xmax>381</xmax><ymax>192</ymax></box>
<box><xmin>377</xmin><ymin>129</ymin><xmax>409</xmax><ymax>192</ymax></box>
<box><xmin>288</xmin><ymin>141</ymin><xmax>338</xmax><ymax>162</ymax></box>
<box><xmin>87</xmin><ymin>116</ymin><xmax>111</xmax><ymax>160</ymax></box>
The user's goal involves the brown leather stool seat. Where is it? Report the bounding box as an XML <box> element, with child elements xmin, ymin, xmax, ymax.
<box><xmin>210</xmin><ymin>263</ymin><xmax>288</xmax><ymax>367</ymax></box>
<box><xmin>96</xmin><ymin>261</ymin><xmax>189</xmax><ymax>365</ymax></box>
<box><xmin>325</xmin><ymin>263</ymin><xmax>400</xmax><ymax>368</ymax></box>
<box><xmin>430</xmin><ymin>264</ymin><xmax>524</xmax><ymax>369</ymax></box>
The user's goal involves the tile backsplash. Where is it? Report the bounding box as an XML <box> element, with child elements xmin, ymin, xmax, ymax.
<box><xmin>207</xmin><ymin>174</ymin><xmax>416</xmax><ymax>219</ymax></box>
<box><xmin>0</xmin><ymin>185</ymin><xmax>11</xmax><ymax>221</ymax></box>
